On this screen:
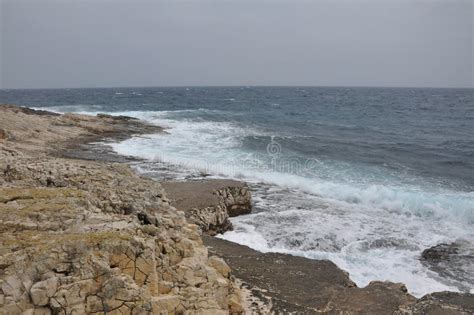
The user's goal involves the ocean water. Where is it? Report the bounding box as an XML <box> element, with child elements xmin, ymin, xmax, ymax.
<box><xmin>1</xmin><ymin>86</ymin><xmax>473</xmax><ymax>297</ymax></box>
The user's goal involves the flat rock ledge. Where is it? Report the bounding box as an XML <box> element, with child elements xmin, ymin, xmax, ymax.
<box><xmin>204</xmin><ymin>236</ymin><xmax>474</xmax><ymax>314</ymax></box>
<box><xmin>162</xmin><ymin>180</ymin><xmax>252</xmax><ymax>235</ymax></box>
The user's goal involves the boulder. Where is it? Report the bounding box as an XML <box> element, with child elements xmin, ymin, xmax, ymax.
<box><xmin>217</xmin><ymin>186</ymin><xmax>252</xmax><ymax>217</ymax></box>
<box><xmin>421</xmin><ymin>242</ymin><xmax>459</xmax><ymax>262</ymax></box>
<box><xmin>421</xmin><ymin>241</ymin><xmax>474</xmax><ymax>292</ymax></box>
<box><xmin>162</xmin><ymin>180</ymin><xmax>252</xmax><ymax>235</ymax></box>
<box><xmin>30</xmin><ymin>278</ymin><xmax>58</xmax><ymax>306</ymax></box>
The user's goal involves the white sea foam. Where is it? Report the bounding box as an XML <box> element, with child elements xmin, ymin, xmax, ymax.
<box><xmin>218</xmin><ymin>183</ymin><xmax>471</xmax><ymax>297</ymax></box>
<box><xmin>111</xmin><ymin>123</ymin><xmax>474</xmax><ymax>224</ymax></box>
<box><xmin>45</xmin><ymin>108</ymin><xmax>474</xmax><ymax>297</ymax></box>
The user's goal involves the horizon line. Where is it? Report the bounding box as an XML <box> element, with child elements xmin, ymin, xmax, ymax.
<box><xmin>1</xmin><ymin>84</ymin><xmax>473</xmax><ymax>91</ymax></box>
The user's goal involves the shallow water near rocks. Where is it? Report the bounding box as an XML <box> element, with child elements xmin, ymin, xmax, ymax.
<box><xmin>2</xmin><ymin>86</ymin><xmax>473</xmax><ymax>297</ymax></box>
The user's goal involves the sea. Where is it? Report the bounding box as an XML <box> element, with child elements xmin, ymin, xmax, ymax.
<box><xmin>1</xmin><ymin>86</ymin><xmax>473</xmax><ymax>297</ymax></box>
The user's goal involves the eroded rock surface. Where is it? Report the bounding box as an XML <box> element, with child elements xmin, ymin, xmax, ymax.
<box><xmin>0</xmin><ymin>105</ymin><xmax>243</xmax><ymax>314</ymax></box>
<box><xmin>162</xmin><ymin>180</ymin><xmax>252</xmax><ymax>235</ymax></box>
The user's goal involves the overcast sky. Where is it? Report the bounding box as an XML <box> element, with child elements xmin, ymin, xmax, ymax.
<box><xmin>1</xmin><ymin>0</ymin><xmax>472</xmax><ymax>89</ymax></box>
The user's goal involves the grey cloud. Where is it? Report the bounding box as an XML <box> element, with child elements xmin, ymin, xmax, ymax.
<box><xmin>1</xmin><ymin>0</ymin><xmax>472</xmax><ymax>88</ymax></box>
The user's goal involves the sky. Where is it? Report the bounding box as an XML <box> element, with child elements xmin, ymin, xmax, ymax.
<box><xmin>0</xmin><ymin>0</ymin><xmax>473</xmax><ymax>89</ymax></box>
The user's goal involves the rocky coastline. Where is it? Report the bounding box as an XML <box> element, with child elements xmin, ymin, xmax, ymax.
<box><xmin>0</xmin><ymin>105</ymin><xmax>244</xmax><ymax>314</ymax></box>
<box><xmin>1</xmin><ymin>104</ymin><xmax>473</xmax><ymax>314</ymax></box>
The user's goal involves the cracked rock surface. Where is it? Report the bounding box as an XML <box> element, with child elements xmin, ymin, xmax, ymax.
<box><xmin>162</xmin><ymin>180</ymin><xmax>252</xmax><ymax>236</ymax></box>
<box><xmin>0</xmin><ymin>105</ymin><xmax>243</xmax><ymax>314</ymax></box>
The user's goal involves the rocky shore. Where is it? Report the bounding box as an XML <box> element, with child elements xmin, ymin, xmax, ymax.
<box><xmin>0</xmin><ymin>105</ymin><xmax>243</xmax><ymax>314</ymax></box>
<box><xmin>1</xmin><ymin>104</ymin><xmax>473</xmax><ymax>314</ymax></box>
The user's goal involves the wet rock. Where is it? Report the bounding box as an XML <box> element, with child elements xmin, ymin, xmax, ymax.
<box><xmin>96</xmin><ymin>113</ymin><xmax>139</xmax><ymax>121</ymax></box>
<box><xmin>396</xmin><ymin>291</ymin><xmax>474</xmax><ymax>314</ymax></box>
<box><xmin>422</xmin><ymin>242</ymin><xmax>460</xmax><ymax>262</ymax></box>
<box><xmin>421</xmin><ymin>241</ymin><xmax>474</xmax><ymax>292</ymax></box>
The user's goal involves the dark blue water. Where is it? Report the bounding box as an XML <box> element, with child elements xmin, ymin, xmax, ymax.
<box><xmin>1</xmin><ymin>87</ymin><xmax>473</xmax><ymax>189</ymax></box>
<box><xmin>1</xmin><ymin>87</ymin><xmax>473</xmax><ymax>295</ymax></box>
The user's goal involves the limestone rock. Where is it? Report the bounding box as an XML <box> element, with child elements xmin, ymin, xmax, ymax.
<box><xmin>162</xmin><ymin>180</ymin><xmax>252</xmax><ymax>235</ymax></box>
<box><xmin>208</xmin><ymin>256</ymin><xmax>231</xmax><ymax>278</ymax></box>
<box><xmin>151</xmin><ymin>295</ymin><xmax>181</xmax><ymax>313</ymax></box>
<box><xmin>217</xmin><ymin>186</ymin><xmax>252</xmax><ymax>217</ymax></box>
<box><xmin>30</xmin><ymin>277</ymin><xmax>58</xmax><ymax>306</ymax></box>
<box><xmin>0</xmin><ymin>105</ymin><xmax>244</xmax><ymax>314</ymax></box>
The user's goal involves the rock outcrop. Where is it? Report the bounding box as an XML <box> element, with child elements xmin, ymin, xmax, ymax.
<box><xmin>203</xmin><ymin>235</ymin><xmax>419</xmax><ymax>314</ymax></box>
<box><xmin>162</xmin><ymin>180</ymin><xmax>252</xmax><ymax>235</ymax></box>
<box><xmin>421</xmin><ymin>241</ymin><xmax>474</xmax><ymax>293</ymax></box>
<box><xmin>0</xmin><ymin>105</ymin><xmax>243</xmax><ymax>314</ymax></box>
<box><xmin>422</xmin><ymin>242</ymin><xmax>461</xmax><ymax>262</ymax></box>
<box><xmin>204</xmin><ymin>236</ymin><xmax>474</xmax><ymax>314</ymax></box>
<box><xmin>396</xmin><ymin>292</ymin><xmax>474</xmax><ymax>314</ymax></box>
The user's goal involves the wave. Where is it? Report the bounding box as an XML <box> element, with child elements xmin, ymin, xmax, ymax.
<box><xmin>218</xmin><ymin>219</ymin><xmax>462</xmax><ymax>297</ymax></box>
<box><xmin>217</xmin><ymin>181</ymin><xmax>473</xmax><ymax>297</ymax></box>
<box><xmin>106</xmin><ymin>111</ymin><xmax>474</xmax><ymax>224</ymax></box>
<box><xmin>42</xmin><ymin>107</ymin><xmax>474</xmax><ymax>296</ymax></box>
<box><xmin>36</xmin><ymin>107</ymin><xmax>473</xmax><ymax>223</ymax></box>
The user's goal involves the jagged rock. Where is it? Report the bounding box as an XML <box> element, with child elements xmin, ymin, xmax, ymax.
<box><xmin>188</xmin><ymin>205</ymin><xmax>233</xmax><ymax>235</ymax></box>
<box><xmin>162</xmin><ymin>180</ymin><xmax>252</xmax><ymax>235</ymax></box>
<box><xmin>30</xmin><ymin>277</ymin><xmax>58</xmax><ymax>306</ymax></box>
<box><xmin>0</xmin><ymin>105</ymin><xmax>244</xmax><ymax>314</ymax></box>
<box><xmin>217</xmin><ymin>186</ymin><xmax>252</xmax><ymax>217</ymax></box>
